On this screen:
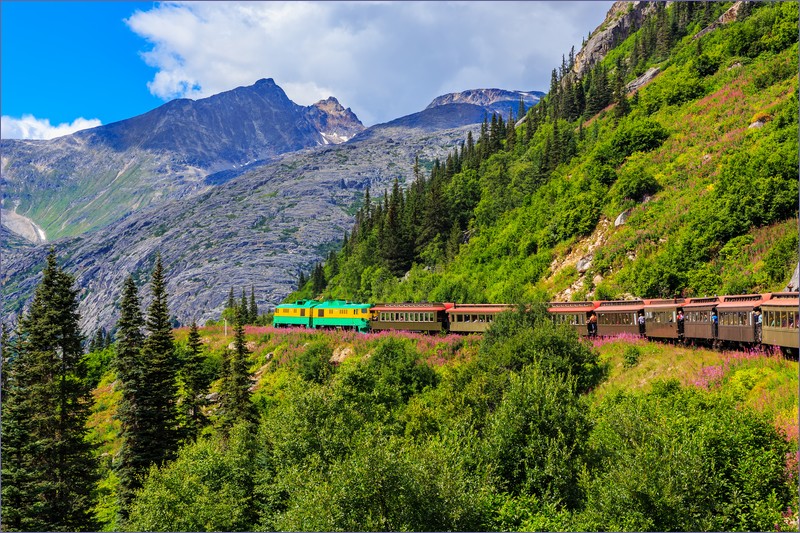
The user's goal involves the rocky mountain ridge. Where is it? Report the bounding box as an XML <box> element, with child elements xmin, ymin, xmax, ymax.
<box><xmin>1</xmin><ymin>78</ymin><xmax>364</xmax><ymax>242</ymax></box>
<box><xmin>427</xmin><ymin>88</ymin><xmax>543</xmax><ymax>117</ymax></box>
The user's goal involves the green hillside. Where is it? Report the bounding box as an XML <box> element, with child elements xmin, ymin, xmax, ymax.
<box><xmin>304</xmin><ymin>1</ymin><xmax>798</xmax><ymax>304</ymax></box>
<box><xmin>85</xmin><ymin>318</ymin><xmax>798</xmax><ymax>531</ymax></box>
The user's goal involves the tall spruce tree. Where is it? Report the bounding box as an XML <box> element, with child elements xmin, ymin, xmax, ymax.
<box><xmin>249</xmin><ymin>286</ymin><xmax>258</xmax><ymax>323</ymax></box>
<box><xmin>139</xmin><ymin>254</ymin><xmax>180</xmax><ymax>465</ymax></box>
<box><xmin>0</xmin><ymin>250</ymin><xmax>98</xmax><ymax>531</ymax></box>
<box><xmin>240</xmin><ymin>288</ymin><xmax>249</xmax><ymax>322</ymax></box>
<box><xmin>218</xmin><ymin>310</ymin><xmax>255</xmax><ymax>431</ymax></box>
<box><xmin>311</xmin><ymin>263</ymin><xmax>327</xmax><ymax>295</ymax></box>
<box><xmin>114</xmin><ymin>275</ymin><xmax>147</xmax><ymax>520</ymax></box>
<box><xmin>179</xmin><ymin>322</ymin><xmax>209</xmax><ymax>440</ymax></box>
<box><xmin>226</xmin><ymin>287</ymin><xmax>236</xmax><ymax>312</ymax></box>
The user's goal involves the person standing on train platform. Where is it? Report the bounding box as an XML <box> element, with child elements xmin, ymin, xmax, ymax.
<box><xmin>637</xmin><ymin>312</ymin><xmax>645</xmax><ymax>336</ymax></box>
<box><xmin>754</xmin><ymin>309</ymin><xmax>762</xmax><ymax>343</ymax></box>
<box><xmin>711</xmin><ymin>311</ymin><xmax>719</xmax><ymax>337</ymax></box>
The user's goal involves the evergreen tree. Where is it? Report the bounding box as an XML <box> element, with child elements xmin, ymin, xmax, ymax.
<box><xmin>139</xmin><ymin>254</ymin><xmax>180</xmax><ymax>476</ymax></box>
<box><xmin>240</xmin><ymin>288</ymin><xmax>248</xmax><ymax>322</ymax></box>
<box><xmin>0</xmin><ymin>249</ymin><xmax>98</xmax><ymax>531</ymax></box>
<box><xmin>524</xmin><ymin>110</ymin><xmax>535</xmax><ymax>145</ymax></box>
<box><xmin>298</xmin><ymin>270</ymin><xmax>307</xmax><ymax>290</ymax></box>
<box><xmin>179</xmin><ymin>322</ymin><xmax>209</xmax><ymax>440</ymax></box>
<box><xmin>445</xmin><ymin>223</ymin><xmax>463</xmax><ymax>262</ymax></box>
<box><xmin>249</xmin><ymin>286</ymin><xmax>258</xmax><ymax>323</ymax></box>
<box><xmin>381</xmin><ymin>179</ymin><xmax>413</xmax><ymax>276</ymax></box>
<box><xmin>0</xmin><ymin>323</ymin><xmax>11</xmax><ymax>394</ymax></box>
<box><xmin>506</xmin><ymin>109</ymin><xmax>516</xmax><ymax>151</ymax></box>
<box><xmin>89</xmin><ymin>327</ymin><xmax>108</xmax><ymax>353</ymax></box>
<box><xmin>612</xmin><ymin>70</ymin><xmax>631</xmax><ymax>120</ymax></box>
<box><xmin>114</xmin><ymin>275</ymin><xmax>147</xmax><ymax>520</ymax></box>
<box><xmin>218</xmin><ymin>310</ymin><xmax>256</xmax><ymax>431</ymax></box>
<box><xmin>226</xmin><ymin>287</ymin><xmax>235</xmax><ymax>312</ymax></box>
<box><xmin>311</xmin><ymin>263</ymin><xmax>327</xmax><ymax>295</ymax></box>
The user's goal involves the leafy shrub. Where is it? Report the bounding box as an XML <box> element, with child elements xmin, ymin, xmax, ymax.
<box><xmin>661</xmin><ymin>75</ymin><xmax>706</xmax><ymax>106</ymax></box>
<box><xmin>613</xmin><ymin>166</ymin><xmax>660</xmax><ymax>202</ymax></box>
<box><xmin>271</xmin><ymin>431</ymin><xmax>489</xmax><ymax>532</ymax></box>
<box><xmin>622</xmin><ymin>346</ymin><xmax>641</xmax><ymax>368</ymax></box>
<box><xmin>295</xmin><ymin>340</ymin><xmax>333</xmax><ymax>384</ymax></box>
<box><xmin>763</xmin><ymin>231</ymin><xmax>798</xmax><ymax>284</ymax></box>
<box><xmin>593</xmin><ymin>118</ymin><xmax>670</xmax><ymax>167</ymax></box>
<box><xmin>576</xmin><ymin>386</ymin><xmax>795</xmax><ymax>532</ymax></box>
<box><xmin>692</xmin><ymin>53</ymin><xmax>721</xmax><ymax>77</ymax></box>
<box><xmin>587</xmin><ymin>163</ymin><xmax>617</xmax><ymax>186</ymax></box>
<box><xmin>127</xmin><ymin>423</ymin><xmax>258</xmax><ymax>532</ymax></box>
<box><xmin>480</xmin><ymin>305</ymin><xmax>606</xmax><ymax>394</ymax></box>
<box><xmin>485</xmin><ymin>366</ymin><xmax>590</xmax><ymax>507</ymax></box>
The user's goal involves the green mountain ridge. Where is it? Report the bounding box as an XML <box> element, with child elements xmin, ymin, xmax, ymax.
<box><xmin>309</xmin><ymin>1</ymin><xmax>798</xmax><ymax>305</ymax></box>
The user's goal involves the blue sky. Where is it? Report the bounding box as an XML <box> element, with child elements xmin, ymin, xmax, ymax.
<box><xmin>1</xmin><ymin>1</ymin><xmax>612</xmax><ymax>139</ymax></box>
<box><xmin>1</xmin><ymin>2</ymin><xmax>164</xmax><ymax>135</ymax></box>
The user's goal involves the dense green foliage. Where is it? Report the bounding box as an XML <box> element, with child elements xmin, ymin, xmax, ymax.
<box><xmin>576</xmin><ymin>381</ymin><xmax>794</xmax><ymax>531</ymax></box>
<box><xmin>117</xmin><ymin>308</ymin><xmax>796</xmax><ymax>532</ymax></box>
<box><xmin>1</xmin><ymin>250</ymin><xmax>99</xmax><ymax>531</ymax></box>
<box><xmin>296</xmin><ymin>1</ymin><xmax>797</xmax><ymax>305</ymax></box>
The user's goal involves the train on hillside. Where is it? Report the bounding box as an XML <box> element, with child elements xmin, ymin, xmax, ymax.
<box><xmin>272</xmin><ymin>292</ymin><xmax>799</xmax><ymax>356</ymax></box>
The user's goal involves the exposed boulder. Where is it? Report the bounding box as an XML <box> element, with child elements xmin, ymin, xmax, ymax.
<box><xmin>615</xmin><ymin>208</ymin><xmax>632</xmax><ymax>227</ymax></box>
<box><xmin>330</xmin><ymin>345</ymin><xmax>353</xmax><ymax>364</ymax></box>
<box><xmin>626</xmin><ymin>67</ymin><xmax>661</xmax><ymax>93</ymax></box>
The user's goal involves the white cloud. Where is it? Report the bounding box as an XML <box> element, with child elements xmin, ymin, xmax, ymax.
<box><xmin>126</xmin><ymin>1</ymin><xmax>612</xmax><ymax>126</ymax></box>
<box><xmin>1</xmin><ymin>115</ymin><xmax>102</xmax><ymax>140</ymax></box>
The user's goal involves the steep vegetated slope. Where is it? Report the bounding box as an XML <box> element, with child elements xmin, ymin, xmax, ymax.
<box><xmin>310</xmin><ymin>1</ymin><xmax>798</xmax><ymax>304</ymax></box>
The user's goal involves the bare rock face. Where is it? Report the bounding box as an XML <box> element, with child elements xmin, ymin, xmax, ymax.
<box><xmin>693</xmin><ymin>1</ymin><xmax>748</xmax><ymax>40</ymax></box>
<box><xmin>305</xmin><ymin>97</ymin><xmax>365</xmax><ymax>144</ymax></box>
<box><xmin>572</xmin><ymin>2</ymin><xmax>657</xmax><ymax>80</ymax></box>
<box><xmin>615</xmin><ymin>209</ymin><xmax>632</xmax><ymax>227</ymax></box>
<box><xmin>2</xmin><ymin>119</ymin><xmax>479</xmax><ymax>334</ymax></box>
<box><xmin>626</xmin><ymin>67</ymin><xmax>661</xmax><ymax>93</ymax></box>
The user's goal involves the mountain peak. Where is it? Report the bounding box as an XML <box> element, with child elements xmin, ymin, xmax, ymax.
<box><xmin>307</xmin><ymin>97</ymin><xmax>364</xmax><ymax>144</ymax></box>
<box><xmin>426</xmin><ymin>88</ymin><xmax>544</xmax><ymax>117</ymax></box>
